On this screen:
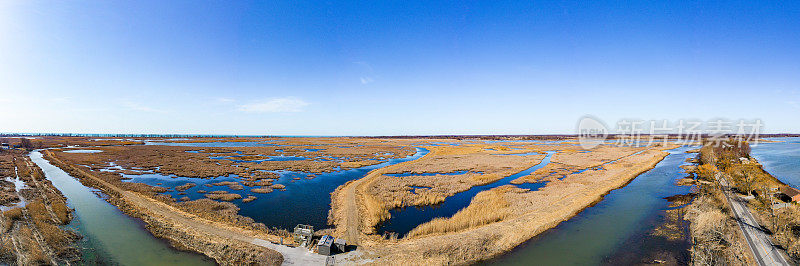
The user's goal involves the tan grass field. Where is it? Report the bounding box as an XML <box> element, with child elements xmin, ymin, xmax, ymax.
<box><xmin>28</xmin><ymin>136</ymin><xmax>683</xmax><ymax>265</ymax></box>
<box><xmin>330</xmin><ymin>141</ymin><xmax>678</xmax><ymax>264</ymax></box>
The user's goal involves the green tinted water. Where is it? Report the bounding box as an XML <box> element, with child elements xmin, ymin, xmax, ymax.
<box><xmin>486</xmin><ymin>146</ymin><xmax>695</xmax><ymax>265</ymax></box>
<box><xmin>30</xmin><ymin>151</ymin><xmax>215</xmax><ymax>266</ymax></box>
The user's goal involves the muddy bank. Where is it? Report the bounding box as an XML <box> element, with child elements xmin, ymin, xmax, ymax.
<box><xmin>0</xmin><ymin>150</ymin><xmax>80</xmax><ymax>265</ymax></box>
<box><xmin>41</xmin><ymin>151</ymin><xmax>283</xmax><ymax>265</ymax></box>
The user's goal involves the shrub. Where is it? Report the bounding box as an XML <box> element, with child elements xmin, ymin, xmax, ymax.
<box><xmin>204</xmin><ymin>191</ymin><xmax>242</xmax><ymax>201</ymax></box>
<box><xmin>51</xmin><ymin>200</ymin><xmax>72</xmax><ymax>225</ymax></box>
<box><xmin>251</xmin><ymin>187</ymin><xmax>273</xmax><ymax>193</ymax></box>
<box><xmin>2</xmin><ymin>208</ymin><xmax>23</xmax><ymax>231</ymax></box>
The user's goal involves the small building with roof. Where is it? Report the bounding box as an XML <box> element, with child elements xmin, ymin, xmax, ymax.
<box><xmin>781</xmin><ymin>186</ymin><xmax>800</xmax><ymax>202</ymax></box>
<box><xmin>317</xmin><ymin>235</ymin><xmax>334</xmax><ymax>256</ymax></box>
<box><xmin>293</xmin><ymin>224</ymin><xmax>314</xmax><ymax>247</ymax></box>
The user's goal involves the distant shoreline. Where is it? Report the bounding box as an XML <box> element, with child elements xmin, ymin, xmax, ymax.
<box><xmin>3</xmin><ymin>133</ymin><xmax>799</xmax><ymax>139</ymax></box>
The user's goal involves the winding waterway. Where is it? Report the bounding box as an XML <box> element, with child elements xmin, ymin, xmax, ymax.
<box><xmin>29</xmin><ymin>151</ymin><xmax>214</xmax><ymax>265</ymax></box>
<box><xmin>485</xmin><ymin>146</ymin><xmax>696</xmax><ymax>265</ymax></box>
<box><xmin>378</xmin><ymin>151</ymin><xmax>556</xmax><ymax>237</ymax></box>
<box><xmin>121</xmin><ymin>147</ymin><xmax>429</xmax><ymax>230</ymax></box>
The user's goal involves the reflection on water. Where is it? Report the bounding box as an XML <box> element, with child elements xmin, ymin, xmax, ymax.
<box><xmin>30</xmin><ymin>151</ymin><xmax>214</xmax><ymax>266</ymax></box>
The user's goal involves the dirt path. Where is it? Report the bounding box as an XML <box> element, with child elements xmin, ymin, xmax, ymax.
<box><xmin>343</xmin><ymin>177</ymin><xmax>361</xmax><ymax>244</ymax></box>
<box><xmin>338</xmin><ymin>149</ymin><xmax>436</xmax><ymax>245</ymax></box>
<box><xmin>42</xmin><ymin>151</ymin><xmax>327</xmax><ymax>265</ymax></box>
<box><xmin>123</xmin><ymin>190</ymin><xmax>328</xmax><ymax>265</ymax></box>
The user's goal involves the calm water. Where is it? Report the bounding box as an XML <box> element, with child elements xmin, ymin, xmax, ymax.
<box><xmin>0</xmin><ymin>176</ymin><xmax>28</xmax><ymax>211</ymax></box>
<box><xmin>30</xmin><ymin>151</ymin><xmax>215</xmax><ymax>266</ymax></box>
<box><xmin>123</xmin><ymin>148</ymin><xmax>429</xmax><ymax>230</ymax></box>
<box><xmin>486</xmin><ymin>146</ymin><xmax>696</xmax><ymax>265</ymax></box>
<box><xmin>63</xmin><ymin>149</ymin><xmax>103</xmax><ymax>153</ymax></box>
<box><xmin>751</xmin><ymin>137</ymin><xmax>800</xmax><ymax>187</ymax></box>
<box><xmin>378</xmin><ymin>151</ymin><xmax>555</xmax><ymax>237</ymax></box>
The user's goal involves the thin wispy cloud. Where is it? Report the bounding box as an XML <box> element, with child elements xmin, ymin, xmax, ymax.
<box><xmin>354</xmin><ymin>61</ymin><xmax>375</xmax><ymax>85</ymax></box>
<box><xmin>49</xmin><ymin>97</ymin><xmax>71</xmax><ymax>103</ymax></box>
<box><xmin>238</xmin><ymin>97</ymin><xmax>309</xmax><ymax>113</ymax></box>
<box><xmin>123</xmin><ymin>102</ymin><xmax>166</xmax><ymax>113</ymax></box>
<box><xmin>216</xmin><ymin>97</ymin><xmax>235</xmax><ymax>103</ymax></box>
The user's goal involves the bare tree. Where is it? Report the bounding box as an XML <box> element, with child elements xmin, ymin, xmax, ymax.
<box><xmin>20</xmin><ymin>138</ymin><xmax>34</xmax><ymax>150</ymax></box>
<box><xmin>742</xmin><ymin>172</ymin><xmax>754</xmax><ymax>196</ymax></box>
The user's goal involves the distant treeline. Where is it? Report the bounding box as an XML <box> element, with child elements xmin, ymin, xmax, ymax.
<box><xmin>367</xmin><ymin>135</ymin><xmax>575</xmax><ymax>140</ymax></box>
<box><xmin>0</xmin><ymin>133</ymin><xmax>272</xmax><ymax>138</ymax></box>
<box><xmin>759</xmin><ymin>134</ymin><xmax>800</xmax><ymax>137</ymax></box>
<box><xmin>1</xmin><ymin>133</ymin><xmax>798</xmax><ymax>139</ymax></box>
<box><xmin>368</xmin><ymin>134</ymin><xmax>800</xmax><ymax>140</ymax></box>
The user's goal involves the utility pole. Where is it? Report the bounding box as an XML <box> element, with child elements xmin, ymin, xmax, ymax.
<box><xmin>764</xmin><ymin>186</ymin><xmax>776</xmax><ymax>232</ymax></box>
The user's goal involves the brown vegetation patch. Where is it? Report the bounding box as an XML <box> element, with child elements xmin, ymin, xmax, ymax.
<box><xmin>204</xmin><ymin>191</ymin><xmax>242</xmax><ymax>201</ymax></box>
<box><xmin>242</xmin><ymin>180</ymin><xmax>273</xmax><ymax>187</ymax></box>
<box><xmin>0</xmin><ymin>190</ymin><xmax>19</xmax><ymax>206</ymax></box>
<box><xmin>242</xmin><ymin>196</ymin><xmax>257</xmax><ymax>203</ymax></box>
<box><xmin>175</xmin><ymin>182</ymin><xmax>196</xmax><ymax>192</ymax></box>
<box><xmin>406</xmin><ymin>186</ymin><xmax>517</xmax><ymax>238</ymax></box>
<box><xmin>329</xmin><ymin>142</ymin><xmax>677</xmax><ymax>265</ymax></box>
<box><xmin>211</xmin><ymin>181</ymin><xmax>244</xmax><ymax>190</ymax></box>
<box><xmin>675</xmin><ymin>177</ymin><xmax>695</xmax><ymax>186</ymax></box>
<box><xmin>251</xmin><ymin>187</ymin><xmax>274</xmax><ymax>194</ymax></box>
<box><xmin>550</xmin><ymin>145</ymin><xmax>645</xmax><ymax>167</ymax></box>
<box><xmin>2</xmin><ymin>207</ymin><xmax>23</xmax><ymax>230</ymax></box>
<box><xmin>685</xmin><ymin>190</ymin><xmax>753</xmax><ymax>264</ymax></box>
<box><xmin>0</xmin><ymin>151</ymin><xmax>79</xmax><ymax>264</ymax></box>
<box><xmin>510</xmin><ymin>162</ymin><xmax>582</xmax><ymax>184</ymax></box>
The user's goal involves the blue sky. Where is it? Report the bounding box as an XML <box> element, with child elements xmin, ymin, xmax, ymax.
<box><xmin>1</xmin><ymin>1</ymin><xmax>799</xmax><ymax>135</ymax></box>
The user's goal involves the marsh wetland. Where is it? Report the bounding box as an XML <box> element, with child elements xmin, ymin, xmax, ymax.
<box><xmin>1</xmin><ymin>136</ymin><xmax>778</xmax><ymax>265</ymax></box>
